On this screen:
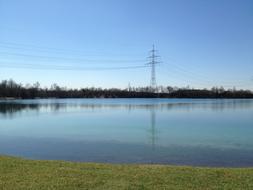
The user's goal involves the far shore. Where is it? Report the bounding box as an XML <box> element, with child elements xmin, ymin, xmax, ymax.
<box><xmin>1</xmin><ymin>97</ymin><xmax>253</xmax><ymax>100</ymax></box>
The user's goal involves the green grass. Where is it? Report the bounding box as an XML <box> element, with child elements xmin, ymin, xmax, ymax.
<box><xmin>1</xmin><ymin>156</ymin><xmax>253</xmax><ymax>190</ymax></box>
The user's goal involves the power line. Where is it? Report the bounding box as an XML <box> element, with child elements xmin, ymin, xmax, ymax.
<box><xmin>0</xmin><ymin>51</ymin><xmax>146</xmax><ymax>63</ymax></box>
<box><xmin>1</xmin><ymin>41</ymin><xmax>251</xmax><ymax>89</ymax></box>
<box><xmin>0</xmin><ymin>43</ymin><xmax>150</xmax><ymax>71</ymax></box>
<box><xmin>159</xmin><ymin>64</ymin><xmax>252</xmax><ymax>88</ymax></box>
<box><xmin>159</xmin><ymin>55</ymin><xmax>253</xmax><ymax>87</ymax></box>
<box><xmin>0</xmin><ymin>62</ymin><xmax>150</xmax><ymax>71</ymax></box>
<box><xmin>0</xmin><ymin>41</ymin><xmax>108</xmax><ymax>55</ymax></box>
<box><xmin>0</xmin><ymin>41</ymin><xmax>144</xmax><ymax>57</ymax></box>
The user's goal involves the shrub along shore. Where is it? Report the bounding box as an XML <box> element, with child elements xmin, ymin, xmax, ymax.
<box><xmin>0</xmin><ymin>155</ymin><xmax>253</xmax><ymax>190</ymax></box>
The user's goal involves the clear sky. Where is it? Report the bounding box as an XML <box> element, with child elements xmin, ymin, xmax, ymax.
<box><xmin>0</xmin><ymin>0</ymin><xmax>252</xmax><ymax>89</ymax></box>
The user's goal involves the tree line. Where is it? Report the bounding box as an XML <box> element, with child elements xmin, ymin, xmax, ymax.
<box><xmin>0</xmin><ymin>79</ymin><xmax>252</xmax><ymax>99</ymax></box>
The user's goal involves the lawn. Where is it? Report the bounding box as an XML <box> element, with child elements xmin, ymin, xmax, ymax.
<box><xmin>0</xmin><ymin>155</ymin><xmax>253</xmax><ymax>190</ymax></box>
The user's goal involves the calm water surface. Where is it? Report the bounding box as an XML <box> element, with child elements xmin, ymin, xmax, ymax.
<box><xmin>0</xmin><ymin>98</ymin><xmax>253</xmax><ymax>167</ymax></box>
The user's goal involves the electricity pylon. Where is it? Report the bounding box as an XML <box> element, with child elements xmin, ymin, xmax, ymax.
<box><xmin>147</xmin><ymin>45</ymin><xmax>160</xmax><ymax>92</ymax></box>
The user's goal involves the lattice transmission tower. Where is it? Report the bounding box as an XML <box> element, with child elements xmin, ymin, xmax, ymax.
<box><xmin>147</xmin><ymin>45</ymin><xmax>160</xmax><ymax>92</ymax></box>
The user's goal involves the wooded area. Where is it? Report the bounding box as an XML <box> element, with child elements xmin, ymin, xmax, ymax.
<box><xmin>0</xmin><ymin>79</ymin><xmax>252</xmax><ymax>99</ymax></box>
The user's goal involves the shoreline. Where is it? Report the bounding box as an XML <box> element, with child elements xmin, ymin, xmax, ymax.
<box><xmin>1</xmin><ymin>97</ymin><xmax>253</xmax><ymax>100</ymax></box>
<box><xmin>1</xmin><ymin>155</ymin><xmax>253</xmax><ymax>189</ymax></box>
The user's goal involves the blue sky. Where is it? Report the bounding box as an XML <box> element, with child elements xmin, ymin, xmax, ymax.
<box><xmin>0</xmin><ymin>0</ymin><xmax>252</xmax><ymax>89</ymax></box>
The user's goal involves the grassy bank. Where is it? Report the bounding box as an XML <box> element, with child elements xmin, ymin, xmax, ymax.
<box><xmin>1</xmin><ymin>156</ymin><xmax>253</xmax><ymax>190</ymax></box>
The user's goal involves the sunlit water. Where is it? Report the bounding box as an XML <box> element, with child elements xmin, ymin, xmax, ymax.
<box><xmin>0</xmin><ymin>98</ymin><xmax>253</xmax><ymax>167</ymax></box>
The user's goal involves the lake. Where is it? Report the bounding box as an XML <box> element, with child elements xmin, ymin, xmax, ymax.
<box><xmin>0</xmin><ymin>98</ymin><xmax>253</xmax><ymax>167</ymax></box>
